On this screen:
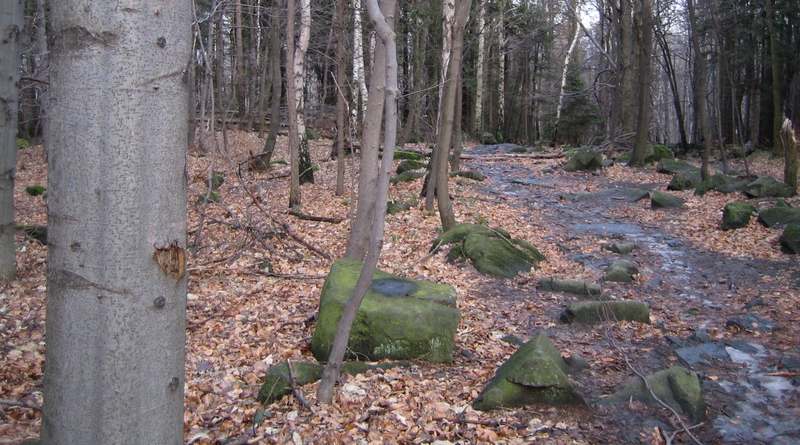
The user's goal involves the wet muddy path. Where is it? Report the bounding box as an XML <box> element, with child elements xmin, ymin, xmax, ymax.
<box><xmin>464</xmin><ymin>145</ymin><xmax>800</xmax><ymax>444</ymax></box>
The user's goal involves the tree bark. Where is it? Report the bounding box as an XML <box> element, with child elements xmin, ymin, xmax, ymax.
<box><xmin>235</xmin><ymin>0</ymin><xmax>247</xmax><ymax>124</ymax></box>
<box><xmin>352</xmin><ymin>0</ymin><xmax>368</xmax><ymax>120</ymax></box>
<box><xmin>655</xmin><ymin>28</ymin><xmax>688</xmax><ymax>151</ymax></box>
<box><xmin>263</xmin><ymin>0</ymin><xmax>283</xmax><ymax>160</ymax></box>
<box><xmin>474</xmin><ymin>0</ymin><xmax>485</xmax><ymax>135</ymax></box>
<box><xmin>295</xmin><ymin>0</ymin><xmax>313</xmax><ymax>186</ymax></box>
<box><xmin>334</xmin><ymin>0</ymin><xmax>347</xmax><ymax>196</ymax></box>
<box><xmin>318</xmin><ymin>0</ymin><xmax>398</xmax><ymax>404</ymax></box>
<box><xmin>783</xmin><ymin>118</ymin><xmax>797</xmax><ymax>193</ymax></box>
<box><xmin>765</xmin><ymin>0</ymin><xmax>782</xmax><ymax>156</ymax></box>
<box><xmin>287</xmin><ymin>0</ymin><xmax>301</xmax><ymax>207</ymax></box>
<box><xmin>552</xmin><ymin>2</ymin><xmax>580</xmax><ymax>145</ymax></box>
<box><xmin>345</xmin><ymin>0</ymin><xmax>389</xmax><ymax>261</ymax></box>
<box><xmin>0</xmin><ymin>0</ymin><xmax>21</xmax><ymax>280</ymax></box>
<box><xmin>42</xmin><ymin>2</ymin><xmax>190</xmax><ymax>443</ymax></box>
<box><xmin>687</xmin><ymin>0</ymin><xmax>712</xmax><ymax>179</ymax></box>
<box><xmin>629</xmin><ymin>0</ymin><xmax>654</xmax><ymax>166</ymax></box>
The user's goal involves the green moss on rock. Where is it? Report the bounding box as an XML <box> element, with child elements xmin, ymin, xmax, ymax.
<box><xmin>651</xmin><ymin>191</ymin><xmax>684</xmax><ymax>209</ymax></box>
<box><xmin>451</xmin><ymin>170</ymin><xmax>486</xmax><ymax>181</ymax></box>
<box><xmin>560</xmin><ymin>300</ymin><xmax>650</xmax><ymax>324</ymax></box>
<box><xmin>16</xmin><ymin>138</ymin><xmax>30</xmax><ymax>149</ymax></box>
<box><xmin>396</xmin><ymin>159</ymin><xmax>426</xmax><ymax>174</ymax></box>
<box><xmin>656</xmin><ymin>159</ymin><xmax>697</xmax><ymax>175</ymax></box>
<box><xmin>780</xmin><ymin>224</ymin><xmax>800</xmax><ymax>254</ymax></box>
<box><xmin>25</xmin><ymin>185</ymin><xmax>46</xmax><ymax>197</ymax></box>
<box><xmin>564</xmin><ymin>149</ymin><xmax>603</xmax><ymax>172</ymax></box>
<box><xmin>390</xmin><ymin>169</ymin><xmax>425</xmax><ymax>184</ymax></box>
<box><xmin>646</xmin><ymin>144</ymin><xmax>674</xmax><ymax>163</ymax></box>
<box><xmin>606</xmin><ymin>366</ymin><xmax>705</xmax><ymax>422</ymax></box>
<box><xmin>473</xmin><ymin>334</ymin><xmax>584</xmax><ymax>410</ymax></box>
<box><xmin>694</xmin><ymin>174</ymin><xmax>751</xmax><ymax>196</ymax></box>
<box><xmin>743</xmin><ymin>176</ymin><xmax>795</xmax><ymax>198</ymax></box>
<box><xmin>311</xmin><ymin>260</ymin><xmax>459</xmax><ymax>363</ymax></box>
<box><xmin>721</xmin><ymin>202</ymin><xmax>756</xmax><ymax>230</ymax></box>
<box><xmin>758</xmin><ymin>207</ymin><xmax>800</xmax><ymax>227</ymax></box>
<box><xmin>537</xmin><ymin>278</ymin><xmax>602</xmax><ymax>298</ymax></box>
<box><xmin>668</xmin><ymin>171</ymin><xmax>701</xmax><ymax>191</ymax></box>
<box><xmin>604</xmin><ymin>259</ymin><xmax>639</xmax><ymax>283</ymax></box>
<box><xmin>605</xmin><ymin>241</ymin><xmax>636</xmax><ymax>255</ymax></box>
<box><xmin>395</xmin><ymin>150</ymin><xmax>425</xmax><ymax>161</ymax></box>
<box><xmin>387</xmin><ymin>200</ymin><xmax>414</xmax><ymax>215</ymax></box>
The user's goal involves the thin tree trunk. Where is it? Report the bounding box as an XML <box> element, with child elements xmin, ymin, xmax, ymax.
<box><xmin>0</xmin><ymin>0</ymin><xmax>21</xmax><ymax>280</ymax></box>
<box><xmin>287</xmin><ymin>0</ymin><xmax>301</xmax><ymax>207</ymax></box>
<box><xmin>318</xmin><ymin>0</ymin><xmax>398</xmax><ymax>404</ymax></box>
<box><xmin>42</xmin><ymin>2</ymin><xmax>190</xmax><ymax>443</ymax></box>
<box><xmin>263</xmin><ymin>0</ymin><xmax>282</xmax><ymax>159</ymax></box>
<box><xmin>783</xmin><ymin>118</ymin><xmax>797</xmax><ymax>192</ymax></box>
<box><xmin>474</xmin><ymin>0</ymin><xmax>485</xmax><ymax>135</ymax></box>
<box><xmin>235</xmin><ymin>0</ymin><xmax>247</xmax><ymax>124</ymax></box>
<box><xmin>656</xmin><ymin>30</ymin><xmax>688</xmax><ymax>151</ymax></box>
<box><xmin>217</xmin><ymin>8</ymin><xmax>230</xmax><ymax>153</ymax></box>
<box><xmin>629</xmin><ymin>0</ymin><xmax>654</xmax><ymax>166</ymax></box>
<box><xmin>345</xmin><ymin>0</ymin><xmax>389</xmax><ymax>260</ymax></box>
<box><xmin>688</xmin><ymin>0</ymin><xmax>711</xmax><ymax>179</ymax></box>
<box><xmin>765</xmin><ymin>0</ymin><xmax>782</xmax><ymax>156</ymax></box>
<box><xmin>449</xmin><ymin>72</ymin><xmax>464</xmax><ymax>172</ymax></box>
<box><xmin>296</xmin><ymin>0</ymin><xmax>313</xmax><ymax>185</ymax></box>
<box><xmin>436</xmin><ymin>0</ymin><xmax>471</xmax><ymax>230</ymax></box>
<box><xmin>352</xmin><ymin>0</ymin><xmax>368</xmax><ymax>120</ymax></box>
<box><xmin>552</xmin><ymin>3</ymin><xmax>580</xmax><ymax>144</ymax></box>
<box><xmin>334</xmin><ymin>0</ymin><xmax>347</xmax><ymax>196</ymax></box>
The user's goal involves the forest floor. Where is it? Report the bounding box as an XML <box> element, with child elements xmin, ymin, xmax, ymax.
<box><xmin>1</xmin><ymin>132</ymin><xmax>799</xmax><ymax>444</ymax></box>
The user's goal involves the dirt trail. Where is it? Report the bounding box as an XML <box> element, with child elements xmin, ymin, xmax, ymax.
<box><xmin>466</xmin><ymin>145</ymin><xmax>800</xmax><ymax>444</ymax></box>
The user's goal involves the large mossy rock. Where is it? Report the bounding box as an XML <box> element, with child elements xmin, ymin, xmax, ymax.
<box><xmin>668</xmin><ymin>171</ymin><xmax>702</xmax><ymax>191</ymax></box>
<box><xmin>780</xmin><ymin>224</ymin><xmax>800</xmax><ymax>254</ymax></box>
<box><xmin>651</xmin><ymin>191</ymin><xmax>684</xmax><ymax>209</ymax></box>
<box><xmin>434</xmin><ymin>224</ymin><xmax>545</xmax><ymax>278</ymax></box>
<box><xmin>311</xmin><ymin>260</ymin><xmax>460</xmax><ymax>363</ymax></box>
<box><xmin>757</xmin><ymin>207</ymin><xmax>800</xmax><ymax>227</ymax></box>
<box><xmin>694</xmin><ymin>174</ymin><xmax>752</xmax><ymax>196</ymax></box>
<box><xmin>537</xmin><ymin>278</ymin><xmax>602</xmax><ymax>298</ymax></box>
<box><xmin>391</xmin><ymin>169</ymin><xmax>426</xmax><ymax>184</ymax></box>
<box><xmin>607</xmin><ymin>366</ymin><xmax>705</xmax><ymax>422</ymax></box>
<box><xmin>564</xmin><ymin>149</ymin><xmax>603</xmax><ymax>172</ymax></box>
<box><xmin>646</xmin><ymin>144</ymin><xmax>674</xmax><ymax>163</ymax></box>
<box><xmin>395</xmin><ymin>150</ymin><xmax>425</xmax><ymax>161</ymax></box>
<box><xmin>473</xmin><ymin>334</ymin><xmax>583</xmax><ymax>410</ymax></box>
<box><xmin>604</xmin><ymin>259</ymin><xmax>639</xmax><ymax>283</ymax></box>
<box><xmin>743</xmin><ymin>176</ymin><xmax>795</xmax><ymax>198</ymax></box>
<box><xmin>560</xmin><ymin>300</ymin><xmax>650</xmax><ymax>324</ymax></box>
<box><xmin>451</xmin><ymin>170</ymin><xmax>486</xmax><ymax>181</ymax></box>
<box><xmin>396</xmin><ymin>159</ymin><xmax>426</xmax><ymax>174</ymax></box>
<box><xmin>656</xmin><ymin>159</ymin><xmax>697</xmax><ymax>175</ymax></box>
<box><xmin>721</xmin><ymin>202</ymin><xmax>756</xmax><ymax>230</ymax></box>
<box><xmin>605</xmin><ymin>241</ymin><xmax>636</xmax><ymax>255</ymax></box>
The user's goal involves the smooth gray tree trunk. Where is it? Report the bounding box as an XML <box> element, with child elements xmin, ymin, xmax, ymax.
<box><xmin>43</xmin><ymin>2</ymin><xmax>191</xmax><ymax>444</ymax></box>
<box><xmin>0</xmin><ymin>0</ymin><xmax>22</xmax><ymax>281</ymax></box>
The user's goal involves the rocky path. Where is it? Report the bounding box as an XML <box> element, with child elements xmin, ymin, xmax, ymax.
<box><xmin>465</xmin><ymin>144</ymin><xmax>800</xmax><ymax>444</ymax></box>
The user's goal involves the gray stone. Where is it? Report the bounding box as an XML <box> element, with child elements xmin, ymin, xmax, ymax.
<box><xmin>560</xmin><ymin>300</ymin><xmax>650</xmax><ymax>324</ymax></box>
<box><xmin>605</xmin><ymin>241</ymin><xmax>636</xmax><ymax>255</ymax></box>
<box><xmin>537</xmin><ymin>277</ymin><xmax>602</xmax><ymax>298</ymax></box>
<box><xmin>604</xmin><ymin>259</ymin><xmax>639</xmax><ymax>283</ymax></box>
<box><xmin>743</xmin><ymin>176</ymin><xmax>795</xmax><ymax>198</ymax></box>
<box><xmin>607</xmin><ymin>366</ymin><xmax>705</xmax><ymax>422</ymax></box>
<box><xmin>726</xmin><ymin>314</ymin><xmax>776</xmax><ymax>333</ymax></box>
<box><xmin>651</xmin><ymin>191</ymin><xmax>685</xmax><ymax>209</ymax></box>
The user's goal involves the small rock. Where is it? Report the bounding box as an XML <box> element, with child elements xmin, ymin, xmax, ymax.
<box><xmin>537</xmin><ymin>277</ymin><xmax>602</xmax><ymax>297</ymax></box>
<box><xmin>779</xmin><ymin>224</ymin><xmax>800</xmax><ymax>254</ymax></box>
<box><xmin>651</xmin><ymin>191</ymin><xmax>685</xmax><ymax>209</ymax></box>
<box><xmin>605</xmin><ymin>241</ymin><xmax>636</xmax><ymax>255</ymax></box>
<box><xmin>606</xmin><ymin>366</ymin><xmax>705</xmax><ymax>422</ymax></box>
<box><xmin>560</xmin><ymin>300</ymin><xmax>650</xmax><ymax>324</ymax></box>
<box><xmin>726</xmin><ymin>314</ymin><xmax>776</xmax><ymax>333</ymax></box>
<box><xmin>721</xmin><ymin>202</ymin><xmax>757</xmax><ymax>230</ymax></box>
<box><xmin>604</xmin><ymin>259</ymin><xmax>639</xmax><ymax>283</ymax></box>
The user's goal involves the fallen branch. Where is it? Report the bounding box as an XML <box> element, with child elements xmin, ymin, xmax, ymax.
<box><xmin>289</xmin><ymin>209</ymin><xmax>345</xmax><ymax>224</ymax></box>
<box><xmin>287</xmin><ymin>360</ymin><xmax>311</xmax><ymax>410</ymax></box>
<box><xmin>248</xmin><ymin>270</ymin><xmax>326</xmax><ymax>280</ymax></box>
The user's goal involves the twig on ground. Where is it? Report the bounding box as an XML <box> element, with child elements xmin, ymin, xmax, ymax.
<box><xmin>287</xmin><ymin>360</ymin><xmax>311</xmax><ymax>410</ymax></box>
<box><xmin>289</xmin><ymin>209</ymin><xmax>345</xmax><ymax>224</ymax></box>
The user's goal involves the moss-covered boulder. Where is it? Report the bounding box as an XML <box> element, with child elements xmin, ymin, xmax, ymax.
<box><xmin>480</xmin><ymin>132</ymin><xmax>498</xmax><ymax>145</ymax></box>
<box><xmin>386</xmin><ymin>199</ymin><xmax>414</xmax><ymax>215</ymax></box>
<box><xmin>434</xmin><ymin>224</ymin><xmax>544</xmax><ymax>278</ymax></box>
<box><xmin>656</xmin><ymin>159</ymin><xmax>697</xmax><ymax>175</ymax></box>
<box><xmin>694</xmin><ymin>174</ymin><xmax>751</xmax><ymax>196</ymax></box>
<box><xmin>311</xmin><ymin>259</ymin><xmax>459</xmax><ymax>363</ymax></box>
<box><xmin>396</xmin><ymin>159</ymin><xmax>427</xmax><ymax>174</ymax></box>
<box><xmin>646</xmin><ymin>144</ymin><xmax>674</xmax><ymax>163</ymax></box>
<box><xmin>390</xmin><ymin>169</ymin><xmax>425</xmax><ymax>184</ymax></box>
<box><xmin>780</xmin><ymin>224</ymin><xmax>800</xmax><ymax>254</ymax></box>
<box><xmin>537</xmin><ymin>278</ymin><xmax>602</xmax><ymax>298</ymax></box>
<box><xmin>604</xmin><ymin>259</ymin><xmax>639</xmax><ymax>283</ymax></box>
<box><xmin>743</xmin><ymin>176</ymin><xmax>795</xmax><ymax>198</ymax></box>
<box><xmin>721</xmin><ymin>202</ymin><xmax>756</xmax><ymax>230</ymax></box>
<box><xmin>605</xmin><ymin>241</ymin><xmax>636</xmax><ymax>255</ymax></box>
<box><xmin>473</xmin><ymin>334</ymin><xmax>584</xmax><ymax>410</ymax></box>
<box><xmin>667</xmin><ymin>171</ymin><xmax>702</xmax><ymax>191</ymax></box>
<box><xmin>606</xmin><ymin>366</ymin><xmax>705</xmax><ymax>422</ymax></box>
<box><xmin>395</xmin><ymin>150</ymin><xmax>424</xmax><ymax>161</ymax></box>
<box><xmin>757</xmin><ymin>206</ymin><xmax>800</xmax><ymax>227</ymax></box>
<box><xmin>451</xmin><ymin>170</ymin><xmax>486</xmax><ymax>181</ymax></box>
<box><xmin>564</xmin><ymin>149</ymin><xmax>603</xmax><ymax>172</ymax></box>
<box><xmin>651</xmin><ymin>191</ymin><xmax>684</xmax><ymax>209</ymax></box>
<box><xmin>560</xmin><ymin>300</ymin><xmax>650</xmax><ymax>324</ymax></box>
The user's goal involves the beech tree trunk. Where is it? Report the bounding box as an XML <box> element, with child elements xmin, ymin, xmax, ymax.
<box><xmin>629</xmin><ymin>0</ymin><xmax>654</xmax><ymax>166</ymax></box>
<box><xmin>42</xmin><ymin>2</ymin><xmax>190</xmax><ymax>443</ymax></box>
<box><xmin>318</xmin><ymin>0</ymin><xmax>398</xmax><ymax>404</ymax></box>
<box><xmin>0</xmin><ymin>0</ymin><xmax>21</xmax><ymax>281</ymax></box>
<box><xmin>345</xmin><ymin>0</ymin><xmax>389</xmax><ymax>261</ymax></box>
<box><xmin>287</xmin><ymin>0</ymin><xmax>301</xmax><ymax>207</ymax></box>
<box><xmin>783</xmin><ymin>118</ymin><xmax>797</xmax><ymax>193</ymax></box>
<box><xmin>765</xmin><ymin>0</ymin><xmax>782</xmax><ymax>156</ymax></box>
<box><xmin>334</xmin><ymin>0</ymin><xmax>347</xmax><ymax>196</ymax></box>
<box><xmin>263</xmin><ymin>0</ymin><xmax>282</xmax><ymax>160</ymax></box>
<box><xmin>687</xmin><ymin>0</ymin><xmax>712</xmax><ymax>179</ymax></box>
<box><xmin>474</xmin><ymin>0</ymin><xmax>485</xmax><ymax>135</ymax></box>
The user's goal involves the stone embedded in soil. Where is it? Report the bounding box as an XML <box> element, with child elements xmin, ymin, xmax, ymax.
<box><xmin>537</xmin><ymin>277</ymin><xmax>602</xmax><ymax>297</ymax></box>
<box><xmin>758</xmin><ymin>206</ymin><xmax>800</xmax><ymax>227</ymax></box>
<box><xmin>560</xmin><ymin>300</ymin><xmax>650</xmax><ymax>324</ymax></box>
<box><xmin>726</xmin><ymin>314</ymin><xmax>777</xmax><ymax>333</ymax></box>
<box><xmin>694</xmin><ymin>174</ymin><xmax>752</xmax><ymax>196</ymax></box>
<box><xmin>605</xmin><ymin>241</ymin><xmax>636</xmax><ymax>255</ymax></box>
<box><xmin>779</xmin><ymin>224</ymin><xmax>800</xmax><ymax>254</ymax></box>
<box><xmin>656</xmin><ymin>158</ymin><xmax>697</xmax><ymax>175</ymax></box>
<box><xmin>650</xmin><ymin>191</ymin><xmax>685</xmax><ymax>209</ymax></box>
<box><xmin>667</xmin><ymin>171</ymin><xmax>702</xmax><ymax>191</ymax></box>
<box><xmin>607</xmin><ymin>366</ymin><xmax>705</xmax><ymax>423</ymax></box>
<box><xmin>721</xmin><ymin>202</ymin><xmax>757</xmax><ymax>230</ymax></box>
<box><xmin>450</xmin><ymin>170</ymin><xmax>487</xmax><ymax>181</ymax></box>
<box><xmin>473</xmin><ymin>334</ymin><xmax>584</xmax><ymax>411</ymax></box>
<box><xmin>675</xmin><ymin>342</ymin><xmax>730</xmax><ymax>367</ymax></box>
<box><xmin>743</xmin><ymin>176</ymin><xmax>795</xmax><ymax>198</ymax></box>
<box><xmin>603</xmin><ymin>259</ymin><xmax>639</xmax><ymax>283</ymax></box>
<box><xmin>390</xmin><ymin>169</ymin><xmax>426</xmax><ymax>184</ymax></box>
<box><xmin>396</xmin><ymin>159</ymin><xmax>427</xmax><ymax>174</ymax></box>
<box><xmin>564</xmin><ymin>149</ymin><xmax>603</xmax><ymax>172</ymax></box>
<box><xmin>311</xmin><ymin>259</ymin><xmax>460</xmax><ymax>363</ymax></box>
<box><xmin>434</xmin><ymin>224</ymin><xmax>545</xmax><ymax>278</ymax></box>
<box><xmin>394</xmin><ymin>150</ymin><xmax>425</xmax><ymax>161</ymax></box>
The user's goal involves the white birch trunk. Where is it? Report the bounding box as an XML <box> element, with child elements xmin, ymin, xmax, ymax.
<box><xmin>42</xmin><ymin>2</ymin><xmax>191</xmax><ymax>443</ymax></box>
<box><xmin>295</xmin><ymin>0</ymin><xmax>311</xmax><ymax>140</ymax></box>
<box><xmin>553</xmin><ymin>6</ymin><xmax>580</xmax><ymax>137</ymax></box>
<box><xmin>0</xmin><ymin>0</ymin><xmax>21</xmax><ymax>280</ymax></box>
<box><xmin>353</xmin><ymin>0</ymin><xmax>368</xmax><ymax>117</ymax></box>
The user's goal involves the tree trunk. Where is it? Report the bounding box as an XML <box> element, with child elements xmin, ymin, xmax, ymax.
<box><xmin>629</xmin><ymin>0</ymin><xmax>654</xmax><ymax>166</ymax></box>
<box><xmin>318</xmin><ymin>0</ymin><xmax>398</xmax><ymax>404</ymax></box>
<box><xmin>334</xmin><ymin>0</ymin><xmax>347</xmax><ymax>196</ymax></box>
<box><xmin>656</xmin><ymin>28</ymin><xmax>688</xmax><ymax>151</ymax></box>
<box><xmin>235</xmin><ymin>0</ymin><xmax>247</xmax><ymax>124</ymax></box>
<box><xmin>783</xmin><ymin>118</ymin><xmax>797</xmax><ymax>193</ymax></box>
<box><xmin>552</xmin><ymin>3</ymin><xmax>580</xmax><ymax>145</ymax></box>
<box><xmin>687</xmin><ymin>0</ymin><xmax>712</xmax><ymax>179</ymax></box>
<box><xmin>345</xmin><ymin>0</ymin><xmax>389</xmax><ymax>260</ymax></box>
<box><xmin>352</xmin><ymin>0</ymin><xmax>368</xmax><ymax>121</ymax></box>
<box><xmin>474</xmin><ymin>0</ymin><xmax>485</xmax><ymax>135</ymax></box>
<box><xmin>0</xmin><ymin>0</ymin><xmax>21</xmax><ymax>280</ymax></box>
<box><xmin>296</xmin><ymin>0</ymin><xmax>313</xmax><ymax>186</ymax></box>
<box><xmin>287</xmin><ymin>0</ymin><xmax>301</xmax><ymax>207</ymax></box>
<box><xmin>263</xmin><ymin>0</ymin><xmax>283</xmax><ymax>160</ymax></box>
<box><xmin>765</xmin><ymin>0</ymin><xmax>782</xmax><ymax>156</ymax></box>
<box><xmin>436</xmin><ymin>0</ymin><xmax>471</xmax><ymax>230</ymax></box>
<box><xmin>42</xmin><ymin>2</ymin><xmax>190</xmax><ymax>443</ymax></box>
<box><xmin>449</xmin><ymin>72</ymin><xmax>464</xmax><ymax>172</ymax></box>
